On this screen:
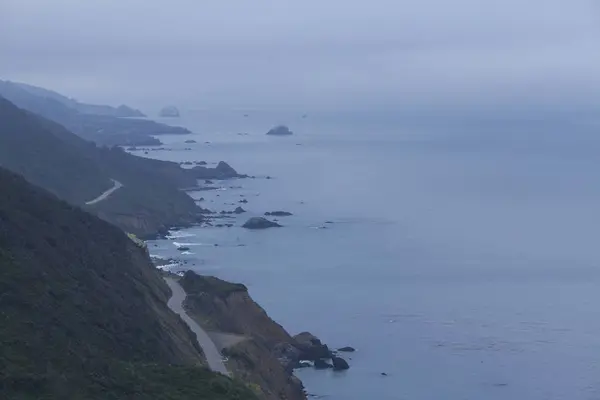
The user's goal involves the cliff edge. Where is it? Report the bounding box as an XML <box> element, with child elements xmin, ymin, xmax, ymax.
<box><xmin>180</xmin><ymin>272</ymin><xmax>307</xmax><ymax>400</ymax></box>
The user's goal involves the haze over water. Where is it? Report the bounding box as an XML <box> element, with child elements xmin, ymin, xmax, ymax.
<box><xmin>145</xmin><ymin>112</ymin><xmax>600</xmax><ymax>400</ymax></box>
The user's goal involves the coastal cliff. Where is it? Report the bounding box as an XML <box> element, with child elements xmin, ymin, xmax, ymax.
<box><xmin>0</xmin><ymin>167</ymin><xmax>258</xmax><ymax>399</ymax></box>
<box><xmin>180</xmin><ymin>272</ymin><xmax>307</xmax><ymax>400</ymax></box>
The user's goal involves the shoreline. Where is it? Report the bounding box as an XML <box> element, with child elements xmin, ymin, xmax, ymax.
<box><xmin>138</xmin><ymin>148</ymin><xmax>348</xmax><ymax>398</ymax></box>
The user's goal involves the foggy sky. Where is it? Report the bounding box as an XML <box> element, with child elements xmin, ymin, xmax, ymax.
<box><xmin>1</xmin><ymin>0</ymin><xmax>599</xmax><ymax>114</ymax></box>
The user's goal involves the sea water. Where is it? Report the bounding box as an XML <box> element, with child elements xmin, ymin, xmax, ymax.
<box><xmin>143</xmin><ymin>112</ymin><xmax>600</xmax><ymax>400</ymax></box>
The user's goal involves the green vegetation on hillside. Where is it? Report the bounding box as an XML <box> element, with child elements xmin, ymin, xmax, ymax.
<box><xmin>0</xmin><ymin>167</ymin><xmax>257</xmax><ymax>399</ymax></box>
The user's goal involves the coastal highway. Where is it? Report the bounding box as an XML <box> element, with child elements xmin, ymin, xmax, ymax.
<box><xmin>85</xmin><ymin>179</ymin><xmax>123</xmax><ymax>205</ymax></box>
<box><xmin>164</xmin><ymin>277</ymin><xmax>229</xmax><ymax>375</ymax></box>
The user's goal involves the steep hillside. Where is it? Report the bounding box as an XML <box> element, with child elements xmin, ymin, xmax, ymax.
<box><xmin>0</xmin><ymin>167</ymin><xmax>258</xmax><ymax>399</ymax></box>
<box><xmin>0</xmin><ymin>96</ymin><xmax>113</xmax><ymax>204</ymax></box>
<box><xmin>0</xmin><ymin>97</ymin><xmax>241</xmax><ymax>236</ymax></box>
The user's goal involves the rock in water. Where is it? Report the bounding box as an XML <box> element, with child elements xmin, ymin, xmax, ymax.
<box><xmin>176</xmin><ymin>246</ymin><xmax>190</xmax><ymax>251</ymax></box>
<box><xmin>314</xmin><ymin>359</ymin><xmax>333</xmax><ymax>370</ymax></box>
<box><xmin>242</xmin><ymin>217</ymin><xmax>282</xmax><ymax>229</ymax></box>
<box><xmin>266</xmin><ymin>125</ymin><xmax>293</xmax><ymax>136</ymax></box>
<box><xmin>184</xmin><ymin>139</ymin><xmax>197</xmax><ymax>143</ymax></box>
<box><xmin>337</xmin><ymin>346</ymin><xmax>356</xmax><ymax>352</ymax></box>
<box><xmin>234</xmin><ymin>206</ymin><xmax>246</xmax><ymax>214</ymax></box>
<box><xmin>215</xmin><ymin>161</ymin><xmax>238</xmax><ymax>177</ymax></box>
<box><xmin>332</xmin><ymin>356</ymin><xmax>350</xmax><ymax>371</ymax></box>
<box><xmin>265</xmin><ymin>211</ymin><xmax>293</xmax><ymax>217</ymax></box>
<box><xmin>159</xmin><ymin>105</ymin><xmax>180</xmax><ymax>117</ymax></box>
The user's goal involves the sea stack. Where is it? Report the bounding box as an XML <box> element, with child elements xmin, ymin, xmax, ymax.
<box><xmin>266</xmin><ymin>125</ymin><xmax>293</xmax><ymax>136</ymax></box>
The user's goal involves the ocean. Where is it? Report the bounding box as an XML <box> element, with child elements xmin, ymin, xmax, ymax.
<box><xmin>141</xmin><ymin>111</ymin><xmax>600</xmax><ymax>400</ymax></box>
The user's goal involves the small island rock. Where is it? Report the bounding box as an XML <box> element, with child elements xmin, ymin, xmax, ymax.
<box><xmin>265</xmin><ymin>211</ymin><xmax>293</xmax><ymax>217</ymax></box>
<box><xmin>331</xmin><ymin>356</ymin><xmax>350</xmax><ymax>371</ymax></box>
<box><xmin>337</xmin><ymin>346</ymin><xmax>356</xmax><ymax>352</ymax></box>
<box><xmin>242</xmin><ymin>217</ymin><xmax>282</xmax><ymax>229</ymax></box>
<box><xmin>266</xmin><ymin>125</ymin><xmax>293</xmax><ymax>136</ymax></box>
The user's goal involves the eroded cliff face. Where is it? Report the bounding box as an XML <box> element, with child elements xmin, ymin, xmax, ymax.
<box><xmin>180</xmin><ymin>272</ymin><xmax>306</xmax><ymax>400</ymax></box>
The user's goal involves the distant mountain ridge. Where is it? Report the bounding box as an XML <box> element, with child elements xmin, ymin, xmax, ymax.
<box><xmin>0</xmin><ymin>80</ymin><xmax>189</xmax><ymax>146</ymax></box>
<box><xmin>9</xmin><ymin>80</ymin><xmax>146</xmax><ymax>117</ymax></box>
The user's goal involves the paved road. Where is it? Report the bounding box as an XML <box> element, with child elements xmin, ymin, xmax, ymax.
<box><xmin>164</xmin><ymin>277</ymin><xmax>229</xmax><ymax>375</ymax></box>
<box><xmin>85</xmin><ymin>179</ymin><xmax>123</xmax><ymax>205</ymax></box>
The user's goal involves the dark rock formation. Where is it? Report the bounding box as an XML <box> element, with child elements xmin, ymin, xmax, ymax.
<box><xmin>176</xmin><ymin>246</ymin><xmax>190</xmax><ymax>252</ymax></box>
<box><xmin>159</xmin><ymin>105</ymin><xmax>180</xmax><ymax>117</ymax></box>
<box><xmin>332</xmin><ymin>356</ymin><xmax>350</xmax><ymax>371</ymax></box>
<box><xmin>242</xmin><ymin>217</ymin><xmax>282</xmax><ymax>229</ymax></box>
<box><xmin>265</xmin><ymin>211</ymin><xmax>293</xmax><ymax>217</ymax></box>
<box><xmin>189</xmin><ymin>161</ymin><xmax>244</xmax><ymax>180</ymax></box>
<box><xmin>205</xmin><ymin>180</ymin><xmax>214</xmax><ymax>184</ymax></box>
<box><xmin>216</xmin><ymin>161</ymin><xmax>240</xmax><ymax>177</ymax></box>
<box><xmin>266</xmin><ymin>125</ymin><xmax>293</xmax><ymax>136</ymax></box>
<box><xmin>239</xmin><ymin>199</ymin><xmax>248</xmax><ymax>204</ymax></box>
<box><xmin>293</xmin><ymin>332</ymin><xmax>332</xmax><ymax>361</ymax></box>
<box><xmin>337</xmin><ymin>346</ymin><xmax>356</xmax><ymax>352</ymax></box>
<box><xmin>184</xmin><ymin>139</ymin><xmax>197</xmax><ymax>143</ymax></box>
<box><xmin>219</xmin><ymin>206</ymin><xmax>247</xmax><ymax>215</ymax></box>
<box><xmin>313</xmin><ymin>359</ymin><xmax>333</xmax><ymax>370</ymax></box>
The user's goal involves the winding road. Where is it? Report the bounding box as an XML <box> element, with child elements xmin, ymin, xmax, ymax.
<box><xmin>164</xmin><ymin>277</ymin><xmax>229</xmax><ymax>375</ymax></box>
<box><xmin>85</xmin><ymin>179</ymin><xmax>123</xmax><ymax>205</ymax></box>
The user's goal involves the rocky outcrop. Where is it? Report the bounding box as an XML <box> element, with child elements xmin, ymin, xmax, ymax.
<box><xmin>189</xmin><ymin>161</ymin><xmax>245</xmax><ymax>180</ymax></box>
<box><xmin>266</xmin><ymin>125</ymin><xmax>293</xmax><ymax>136</ymax></box>
<box><xmin>185</xmin><ymin>139</ymin><xmax>197</xmax><ymax>144</ymax></box>
<box><xmin>242</xmin><ymin>217</ymin><xmax>282</xmax><ymax>229</ymax></box>
<box><xmin>180</xmin><ymin>272</ymin><xmax>306</xmax><ymax>400</ymax></box>
<box><xmin>337</xmin><ymin>346</ymin><xmax>355</xmax><ymax>352</ymax></box>
<box><xmin>332</xmin><ymin>356</ymin><xmax>350</xmax><ymax>371</ymax></box>
<box><xmin>265</xmin><ymin>211</ymin><xmax>293</xmax><ymax>217</ymax></box>
<box><xmin>159</xmin><ymin>105</ymin><xmax>180</xmax><ymax>117</ymax></box>
<box><xmin>220</xmin><ymin>207</ymin><xmax>246</xmax><ymax>215</ymax></box>
<box><xmin>293</xmin><ymin>332</ymin><xmax>332</xmax><ymax>361</ymax></box>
